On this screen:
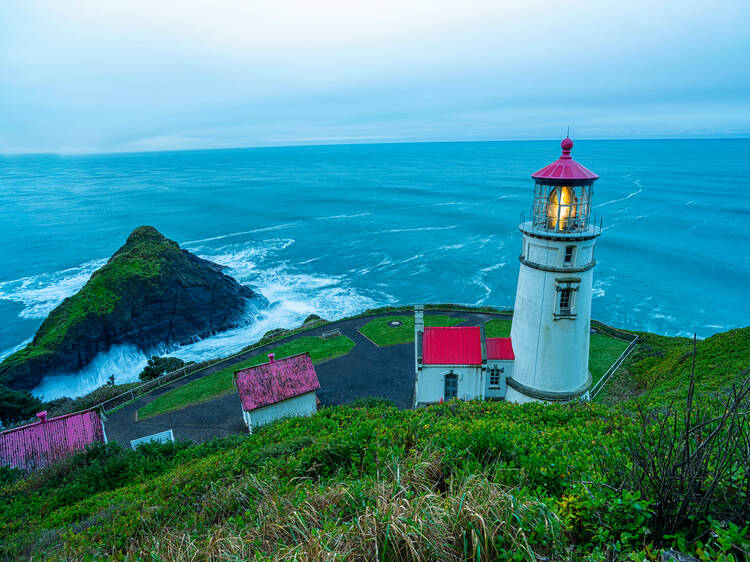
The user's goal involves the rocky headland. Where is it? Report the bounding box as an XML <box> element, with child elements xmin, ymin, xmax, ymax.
<box><xmin>0</xmin><ymin>226</ymin><xmax>264</xmax><ymax>391</ymax></box>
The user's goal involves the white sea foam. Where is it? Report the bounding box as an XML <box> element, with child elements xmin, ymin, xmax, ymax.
<box><xmin>374</xmin><ymin>225</ymin><xmax>458</xmax><ymax>234</ymax></box>
<box><xmin>0</xmin><ymin>338</ymin><xmax>32</xmax><ymax>362</ymax></box>
<box><xmin>0</xmin><ymin>259</ymin><xmax>107</xmax><ymax>319</ymax></box>
<box><xmin>315</xmin><ymin>212</ymin><xmax>372</xmax><ymax>220</ymax></box>
<box><xmin>595</xmin><ymin>188</ymin><xmax>643</xmax><ymax>209</ymax></box>
<box><xmin>32</xmin><ymin>344</ymin><xmax>150</xmax><ymax>401</ymax></box>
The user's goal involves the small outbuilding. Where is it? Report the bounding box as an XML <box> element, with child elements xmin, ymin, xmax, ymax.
<box><xmin>234</xmin><ymin>352</ymin><xmax>320</xmax><ymax>433</ymax></box>
<box><xmin>0</xmin><ymin>409</ymin><xmax>107</xmax><ymax>471</ymax></box>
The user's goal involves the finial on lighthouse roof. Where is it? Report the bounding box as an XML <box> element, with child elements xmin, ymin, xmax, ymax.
<box><xmin>531</xmin><ymin>136</ymin><xmax>598</xmax><ymax>181</ymax></box>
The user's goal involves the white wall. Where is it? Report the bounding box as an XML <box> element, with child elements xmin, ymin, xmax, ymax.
<box><xmin>509</xmin><ymin>227</ymin><xmax>597</xmax><ymax>401</ymax></box>
<box><xmin>244</xmin><ymin>392</ymin><xmax>317</xmax><ymax>433</ymax></box>
<box><xmin>415</xmin><ymin>365</ymin><xmax>483</xmax><ymax>405</ymax></box>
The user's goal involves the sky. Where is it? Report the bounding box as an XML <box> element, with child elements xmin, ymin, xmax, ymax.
<box><xmin>1</xmin><ymin>0</ymin><xmax>749</xmax><ymax>153</ymax></box>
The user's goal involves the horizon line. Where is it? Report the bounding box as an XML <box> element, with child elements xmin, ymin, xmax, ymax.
<box><xmin>2</xmin><ymin>135</ymin><xmax>748</xmax><ymax>158</ymax></box>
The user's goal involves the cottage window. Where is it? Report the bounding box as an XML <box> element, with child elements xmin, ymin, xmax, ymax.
<box><xmin>444</xmin><ymin>373</ymin><xmax>458</xmax><ymax>400</ymax></box>
<box><xmin>489</xmin><ymin>367</ymin><xmax>504</xmax><ymax>388</ymax></box>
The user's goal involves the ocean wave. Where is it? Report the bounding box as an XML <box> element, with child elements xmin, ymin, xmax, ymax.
<box><xmin>373</xmin><ymin>225</ymin><xmax>458</xmax><ymax>234</ymax></box>
<box><xmin>183</xmin><ymin>223</ymin><xmax>299</xmax><ymax>246</ymax></box>
<box><xmin>595</xmin><ymin>188</ymin><xmax>643</xmax><ymax>209</ymax></box>
<box><xmin>32</xmin><ymin>344</ymin><xmax>150</xmax><ymax>401</ymax></box>
<box><xmin>0</xmin><ymin>259</ymin><xmax>107</xmax><ymax>319</ymax></box>
<box><xmin>315</xmin><ymin>212</ymin><xmax>372</xmax><ymax>220</ymax></box>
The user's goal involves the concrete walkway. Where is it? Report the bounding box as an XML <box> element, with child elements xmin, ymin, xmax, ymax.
<box><xmin>105</xmin><ymin>311</ymin><xmax>504</xmax><ymax>446</ymax></box>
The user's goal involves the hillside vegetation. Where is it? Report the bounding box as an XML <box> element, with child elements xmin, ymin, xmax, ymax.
<box><xmin>1</xmin><ymin>327</ymin><xmax>748</xmax><ymax>560</ymax></box>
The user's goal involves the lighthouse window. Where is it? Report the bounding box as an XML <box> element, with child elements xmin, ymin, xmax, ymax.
<box><xmin>564</xmin><ymin>246</ymin><xmax>575</xmax><ymax>265</ymax></box>
<box><xmin>559</xmin><ymin>288</ymin><xmax>573</xmax><ymax>314</ymax></box>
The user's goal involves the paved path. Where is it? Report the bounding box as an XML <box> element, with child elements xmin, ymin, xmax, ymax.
<box><xmin>105</xmin><ymin>311</ymin><xmax>504</xmax><ymax>446</ymax></box>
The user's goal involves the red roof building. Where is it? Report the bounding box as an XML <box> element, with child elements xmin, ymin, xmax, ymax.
<box><xmin>486</xmin><ymin>337</ymin><xmax>515</xmax><ymax>360</ymax></box>
<box><xmin>0</xmin><ymin>410</ymin><xmax>106</xmax><ymax>471</ymax></box>
<box><xmin>422</xmin><ymin>326</ymin><xmax>483</xmax><ymax>365</ymax></box>
<box><xmin>413</xmin><ymin>307</ymin><xmax>516</xmax><ymax>407</ymax></box>
<box><xmin>234</xmin><ymin>353</ymin><xmax>321</xmax><ymax>433</ymax></box>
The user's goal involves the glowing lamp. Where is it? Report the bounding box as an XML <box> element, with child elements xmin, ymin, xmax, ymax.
<box><xmin>530</xmin><ymin>138</ymin><xmax>598</xmax><ymax>233</ymax></box>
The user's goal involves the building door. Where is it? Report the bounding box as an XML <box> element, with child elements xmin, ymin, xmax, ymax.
<box><xmin>444</xmin><ymin>373</ymin><xmax>458</xmax><ymax>400</ymax></box>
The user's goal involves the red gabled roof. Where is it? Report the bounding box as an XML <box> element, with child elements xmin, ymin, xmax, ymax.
<box><xmin>0</xmin><ymin>410</ymin><xmax>105</xmax><ymax>471</ymax></box>
<box><xmin>486</xmin><ymin>337</ymin><xmax>515</xmax><ymax>360</ymax></box>
<box><xmin>423</xmin><ymin>326</ymin><xmax>482</xmax><ymax>366</ymax></box>
<box><xmin>531</xmin><ymin>138</ymin><xmax>598</xmax><ymax>181</ymax></box>
<box><xmin>234</xmin><ymin>353</ymin><xmax>320</xmax><ymax>412</ymax></box>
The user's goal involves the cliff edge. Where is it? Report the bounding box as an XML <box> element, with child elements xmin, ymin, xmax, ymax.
<box><xmin>0</xmin><ymin>226</ymin><xmax>263</xmax><ymax>391</ymax></box>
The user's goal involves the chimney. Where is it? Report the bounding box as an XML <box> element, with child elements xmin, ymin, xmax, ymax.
<box><xmin>268</xmin><ymin>353</ymin><xmax>275</xmax><ymax>363</ymax></box>
<box><xmin>414</xmin><ymin>305</ymin><xmax>424</xmax><ymax>334</ymax></box>
<box><xmin>36</xmin><ymin>411</ymin><xmax>48</xmax><ymax>424</ymax></box>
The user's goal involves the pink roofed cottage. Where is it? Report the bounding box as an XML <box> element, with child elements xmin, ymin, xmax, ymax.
<box><xmin>234</xmin><ymin>353</ymin><xmax>321</xmax><ymax>433</ymax></box>
<box><xmin>0</xmin><ymin>410</ymin><xmax>107</xmax><ymax>471</ymax></box>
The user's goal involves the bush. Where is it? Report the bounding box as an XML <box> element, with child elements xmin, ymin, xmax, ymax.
<box><xmin>138</xmin><ymin>356</ymin><xmax>186</xmax><ymax>381</ymax></box>
<box><xmin>626</xmin><ymin>339</ymin><xmax>750</xmax><ymax>546</ymax></box>
<box><xmin>0</xmin><ymin>385</ymin><xmax>44</xmax><ymax>426</ymax></box>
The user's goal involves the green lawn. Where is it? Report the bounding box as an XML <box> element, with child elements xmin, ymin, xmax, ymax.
<box><xmin>483</xmin><ymin>317</ymin><xmax>512</xmax><ymax>337</ymax></box>
<box><xmin>359</xmin><ymin>314</ymin><xmax>464</xmax><ymax>346</ymax></box>
<box><xmin>485</xmin><ymin>317</ymin><xmax>627</xmax><ymax>383</ymax></box>
<box><xmin>589</xmin><ymin>333</ymin><xmax>629</xmax><ymax>383</ymax></box>
<box><xmin>137</xmin><ymin>335</ymin><xmax>355</xmax><ymax>420</ymax></box>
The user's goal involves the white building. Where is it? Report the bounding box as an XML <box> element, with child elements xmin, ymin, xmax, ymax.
<box><xmin>413</xmin><ymin>307</ymin><xmax>515</xmax><ymax>407</ymax></box>
<box><xmin>413</xmin><ymin>138</ymin><xmax>601</xmax><ymax>406</ymax></box>
<box><xmin>234</xmin><ymin>352</ymin><xmax>320</xmax><ymax>433</ymax></box>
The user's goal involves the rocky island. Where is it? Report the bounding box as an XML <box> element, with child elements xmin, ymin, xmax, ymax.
<box><xmin>0</xmin><ymin>226</ymin><xmax>264</xmax><ymax>391</ymax></box>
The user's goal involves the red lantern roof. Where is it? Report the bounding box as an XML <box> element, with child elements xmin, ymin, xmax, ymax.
<box><xmin>531</xmin><ymin>138</ymin><xmax>598</xmax><ymax>181</ymax></box>
<box><xmin>422</xmin><ymin>326</ymin><xmax>482</xmax><ymax>366</ymax></box>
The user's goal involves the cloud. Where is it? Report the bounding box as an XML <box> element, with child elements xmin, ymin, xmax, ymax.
<box><xmin>0</xmin><ymin>0</ymin><xmax>748</xmax><ymax>152</ymax></box>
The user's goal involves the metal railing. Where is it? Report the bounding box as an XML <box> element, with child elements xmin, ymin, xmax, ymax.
<box><xmin>589</xmin><ymin>335</ymin><xmax>640</xmax><ymax>399</ymax></box>
<box><xmin>95</xmin><ymin>318</ymin><xmax>329</xmax><ymax>414</ymax></box>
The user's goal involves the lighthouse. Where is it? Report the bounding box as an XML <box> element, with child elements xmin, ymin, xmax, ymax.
<box><xmin>506</xmin><ymin>138</ymin><xmax>601</xmax><ymax>403</ymax></box>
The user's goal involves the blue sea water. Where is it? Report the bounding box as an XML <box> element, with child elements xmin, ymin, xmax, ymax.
<box><xmin>0</xmin><ymin>139</ymin><xmax>748</xmax><ymax>399</ymax></box>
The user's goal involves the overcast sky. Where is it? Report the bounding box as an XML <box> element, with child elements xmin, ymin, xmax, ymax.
<box><xmin>1</xmin><ymin>0</ymin><xmax>748</xmax><ymax>153</ymax></box>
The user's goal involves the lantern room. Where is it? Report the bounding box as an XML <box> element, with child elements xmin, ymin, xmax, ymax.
<box><xmin>529</xmin><ymin>138</ymin><xmax>598</xmax><ymax>233</ymax></box>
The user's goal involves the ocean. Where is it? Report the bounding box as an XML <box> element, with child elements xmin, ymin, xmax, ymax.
<box><xmin>1</xmin><ymin>139</ymin><xmax>748</xmax><ymax>400</ymax></box>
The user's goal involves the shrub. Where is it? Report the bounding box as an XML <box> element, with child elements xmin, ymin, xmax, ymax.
<box><xmin>138</xmin><ymin>356</ymin><xmax>186</xmax><ymax>381</ymax></box>
<box><xmin>626</xmin><ymin>338</ymin><xmax>750</xmax><ymax>545</ymax></box>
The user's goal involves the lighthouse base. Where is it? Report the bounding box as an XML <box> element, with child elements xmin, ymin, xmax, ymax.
<box><xmin>504</xmin><ymin>373</ymin><xmax>592</xmax><ymax>404</ymax></box>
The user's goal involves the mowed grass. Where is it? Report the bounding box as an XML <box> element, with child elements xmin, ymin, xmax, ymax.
<box><xmin>484</xmin><ymin>317</ymin><xmax>512</xmax><ymax>337</ymax></box>
<box><xmin>359</xmin><ymin>314</ymin><xmax>463</xmax><ymax>346</ymax></box>
<box><xmin>589</xmin><ymin>333</ymin><xmax>629</xmax><ymax>382</ymax></box>
<box><xmin>485</xmin><ymin>316</ymin><xmax>627</xmax><ymax>383</ymax></box>
<box><xmin>137</xmin><ymin>335</ymin><xmax>355</xmax><ymax>420</ymax></box>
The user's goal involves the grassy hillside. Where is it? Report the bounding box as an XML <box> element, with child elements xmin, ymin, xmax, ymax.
<box><xmin>2</xmin><ymin>327</ymin><xmax>748</xmax><ymax>560</ymax></box>
<box><xmin>598</xmin><ymin>326</ymin><xmax>750</xmax><ymax>405</ymax></box>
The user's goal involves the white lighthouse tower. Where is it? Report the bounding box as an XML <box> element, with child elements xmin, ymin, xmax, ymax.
<box><xmin>506</xmin><ymin>138</ymin><xmax>601</xmax><ymax>403</ymax></box>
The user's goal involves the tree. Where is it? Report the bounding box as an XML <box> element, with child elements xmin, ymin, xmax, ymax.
<box><xmin>139</xmin><ymin>356</ymin><xmax>186</xmax><ymax>381</ymax></box>
<box><xmin>0</xmin><ymin>385</ymin><xmax>44</xmax><ymax>426</ymax></box>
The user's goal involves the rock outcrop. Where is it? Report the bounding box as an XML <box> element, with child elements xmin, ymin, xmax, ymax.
<box><xmin>0</xmin><ymin>226</ymin><xmax>264</xmax><ymax>391</ymax></box>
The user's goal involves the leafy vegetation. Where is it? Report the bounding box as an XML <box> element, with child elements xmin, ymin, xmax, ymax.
<box><xmin>138</xmin><ymin>356</ymin><xmax>187</xmax><ymax>381</ymax></box>
<box><xmin>3</xmin><ymin>387</ymin><xmax>748</xmax><ymax>560</ymax></box>
<box><xmin>137</xmin><ymin>335</ymin><xmax>356</xmax><ymax>419</ymax></box>
<box><xmin>359</xmin><ymin>314</ymin><xmax>464</xmax><ymax>346</ymax></box>
<box><xmin>0</xmin><ymin>385</ymin><xmax>44</xmax><ymax>426</ymax></box>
